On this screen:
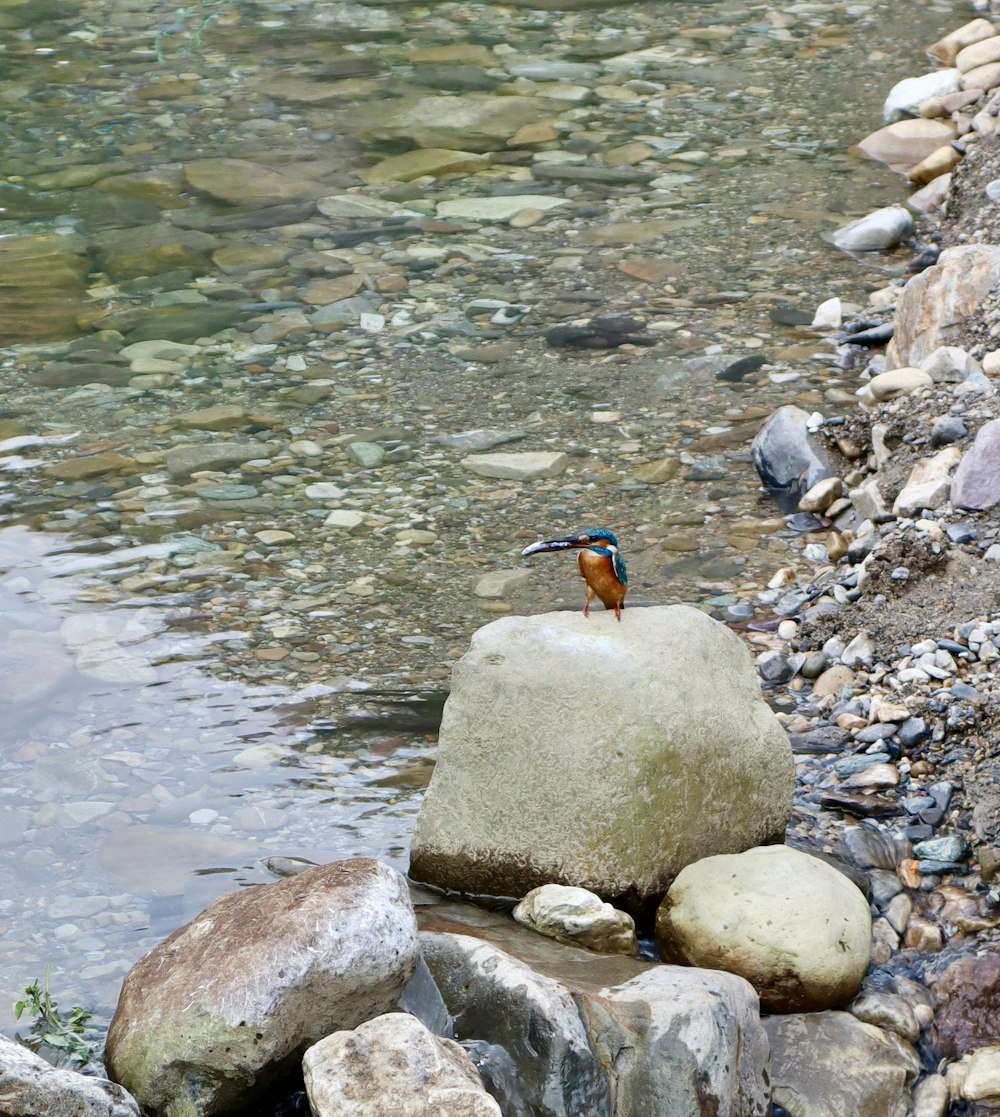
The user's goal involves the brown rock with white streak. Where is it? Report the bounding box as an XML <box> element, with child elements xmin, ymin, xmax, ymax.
<box><xmin>105</xmin><ymin>859</ymin><xmax>419</xmax><ymax>1117</ymax></box>
<box><xmin>887</xmin><ymin>245</ymin><xmax>1000</xmax><ymax>368</ymax></box>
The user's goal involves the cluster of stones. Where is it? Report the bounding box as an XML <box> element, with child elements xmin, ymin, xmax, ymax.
<box><xmin>739</xmin><ymin>15</ymin><xmax>1000</xmax><ymax>1117</ymax></box>
<box><xmin>4</xmin><ymin>606</ymin><xmax>911</xmax><ymax>1117</ymax></box>
<box><xmin>830</xmin><ymin>16</ymin><xmax>1000</xmax><ymax>253</ymax></box>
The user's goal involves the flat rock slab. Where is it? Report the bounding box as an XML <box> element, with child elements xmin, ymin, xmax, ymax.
<box><xmin>437</xmin><ymin>195</ymin><xmax>567</xmax><ymax>222</ymax></box>
<box><xmin>184</xmin><ymin>159</ymin><xmax>320</xmax><ymax>205</ymax></box>
<box><xmin>165</xmin><ymin>441</ymin><xmax>264</xmax><ymax>477</ymax></box>
<box><xmin>363</xmin><ymin>94</ymin><xmax>558</xmax><ymax>152</ymax></box>
<box><xmin>461</xmin><ymin>450</ymin><xmax>569</xmax><ymax>479</ymax></box>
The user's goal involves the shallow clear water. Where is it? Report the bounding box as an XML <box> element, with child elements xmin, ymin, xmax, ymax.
<box><xmin>0</xmin><ymin>0</ymin><xmax>965</xmax><ymax>1043</ymax></box>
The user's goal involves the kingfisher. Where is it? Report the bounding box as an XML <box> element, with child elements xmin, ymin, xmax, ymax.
<box><xmin>521</xmin><ymin>528</ymin><xmax>628</xmax><ymax>621</ymax></box>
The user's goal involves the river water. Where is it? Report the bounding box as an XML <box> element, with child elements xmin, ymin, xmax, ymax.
<box><xmin>0</xmin><ymin>0</ymin><xmax>963</xmax><ymax>1043</ymax></box>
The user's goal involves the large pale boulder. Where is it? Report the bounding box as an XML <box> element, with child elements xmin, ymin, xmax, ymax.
<box><xmin>105</xmin><ymin>859</ymin><xmax>419</xmax><ymax>1117</ymax></box>
<box><xmin>409</xmin><ymin>607</ymin><xmax>793</xmax><ymax>911</ymax></box>
<box><xmin>421</xmin><ymin>932</ymin><xmax>611</xmax><ymax>1117</ymax></box>
<box><xmin>765</xmin><ymin>1012</ymin><xmax>918</xmax><ymax>1117</ymax></box>
<box><xmin>655</xmin><ymin>845</ymin><xmax>872</xmax><ymax>1012</ymax></box>
<box><xmin>0</xmin><ymin>1034</ymin><xmax>140</xmax><ymax>1117</ymax></box>
<box><xmin>887</xmin><ymin>245</ymin><xmax>1000</xmax><ymax>368</ymax></box>
<box><xmin>303</xmin><ymin>1013</ymin><xmax>501</xmax><ymax>1117</ymax></box>
<box><xmin>580</xmin><ymin>967</ymin><xmax>770</xmax><ymax>1117</ymax></box>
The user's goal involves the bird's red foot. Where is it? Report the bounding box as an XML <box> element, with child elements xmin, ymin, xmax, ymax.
<box><xmin>615</xmin><ymin>602</ymin><xmax>623</xmax><ymax>621</ymax></box>
<box><xmin>582</xmin><ymin>601</ymin><xmax>590</xmax><ymax>618</ymax></box>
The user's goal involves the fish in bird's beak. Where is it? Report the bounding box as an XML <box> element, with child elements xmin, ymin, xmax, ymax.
<box><xmin>521</xmin><ymin>535</ymin><xmax>588</xmax><ymax>557</ymax></box>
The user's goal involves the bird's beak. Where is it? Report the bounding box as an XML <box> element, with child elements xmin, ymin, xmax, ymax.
<box><xmin>521</xmin><ymin>536</ymin><xmax>586</xmax><ymax>557</ymax></box>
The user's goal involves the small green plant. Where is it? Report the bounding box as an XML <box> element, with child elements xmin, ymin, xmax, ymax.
<box><xmin>14</xmin><ymin>977</ymin><xmax>97</xmax><ymax>1069</ymax></box>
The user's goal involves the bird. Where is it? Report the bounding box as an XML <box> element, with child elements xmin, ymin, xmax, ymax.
<box><xmin>521</xmin><ymin>528</ymin><xmax>628</xmax><ymax>620</ymax></box>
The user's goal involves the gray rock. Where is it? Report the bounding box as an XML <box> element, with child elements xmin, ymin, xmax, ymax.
<box><xmin>409</xmin><ymin>607</ymin><xmax>793</xmax><ymax>910</ymax></box>
<box><xmin>421</xmin><ymin>931</ymin><xmax>611</xmax><ymax>1117</ymax></box>
<box><xmin>831</xmin><ymin>206</ymin><xmax>914</xmax><ymax>252</ymax></box>
<box><xmin>105</xmin><ymin>860</ymin><xmax>419</xmax><ymax>1117</ymax></box>
<box><xmin>0</xmin><ymin>1035</ymin><xmax>140</xmax><ymax>1117</ymax></box>
<box><xmin>920</xmin><ymin>345</ymin><xmax>984</xmax><ymax>383</ymax></box>
<box><xmin>303</xmin><ymin>1013</ymin><xmax>501</xmax><ymax>1117</ymax></box>
<box><xmin>752</xmin><ymin>405</ymin><xmax>836</xmax><ymax>503</ymax></box>
<box><xmin>580</xmin><ymin>966</ymin><xmax>770</xmax><ymax>1117</ymax></box>
<box><xmin>164</xmin><ymin>441</ymin><xmax>264</xmax><ymax>477</ymax></box>
<box><xmin>656</xmin><ymin>846</ymin><xmax>872</xmax><ymax>1013</ymax></box>
<box><xmin>765</xmin><ymin>1011</ymin><xmax>918</xmax><ymax>1117</ymax></box>
<box><xmin>931</xmin><ymin>415</ymin><xmax>968</xmax><ymax>446</ymax></box>
<box><xmin>951</xmin><ymin>418</ymin><xmax>1000</xmax><ymax>509</ymax></box>
<box><xmin>435</xmin><ymin>428</ymin><xmax>527</xmax><ymax>452</ymax></box>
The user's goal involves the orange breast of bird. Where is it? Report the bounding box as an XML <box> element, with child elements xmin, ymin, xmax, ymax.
<box><xmin>578</xmin><ymin>549</ymin><xmax>627</xmax><ymax>608</ymax></box>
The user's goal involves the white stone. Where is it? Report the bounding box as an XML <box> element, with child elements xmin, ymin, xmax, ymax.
<box><xmin>437</xmin><ymin>195</ymin><xmax>568</xmax><ymax>222</ymax></box>
<box><xmin>912</xmin><ymin>1074</ymin><xmax>949</xmax><ymax>1117</ymax></box>
<box><xmin>799</xmin><ymin>476</ymin><xmax>843</xmax><ymax>513</ymax></box>
<box><xmin>892</xmin><ymin>447</ymin><xmax>962</xmax><ymax>517</ymax></box>
<box><xmin>513</xmin><ymin>884</ymin><xmax>637</xmax><ymax>954</ymax></box>
<box><xmin>303</xmin><ymin>1013</ymin><xmax>501</xmax><ymax>1117</ymax></box>
<box><xmin>306</xmin><ymin>482</ymin><xmax>347</xmax><ymax>501</ymax></box>
<box><xmin>811</xmin><ymin>296</ymin><xmax>843</xmax><ymax>329</ymax></box>
<box><xmin>461</xmin><ymin>451</ymin><xmax>569</xmax><ymax>480</ymax></box>
<box><xmin>832</xmin><ymin>205</ymin><xmax>915</xmax><ymax>252</ymax></box>
<box><xmin>656</xmin><ymin>845</ymin><xmax>872</xmax><ymax>1012</ymax></box>
<box><xmin>884</xmin><ymin>70</ymin><xmax>961</xmax><ymax>123</ymax></box>
<box><xmin>324</xmin><ymin>509</ymin><xmax>366</xmax><ymax>531</ymax></box>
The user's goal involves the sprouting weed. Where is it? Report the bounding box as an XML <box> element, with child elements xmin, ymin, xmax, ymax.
<box><xmin>14</xmin><ymin>977</ymin><xmax>98</xmax><ymax>1070</ymax></box>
